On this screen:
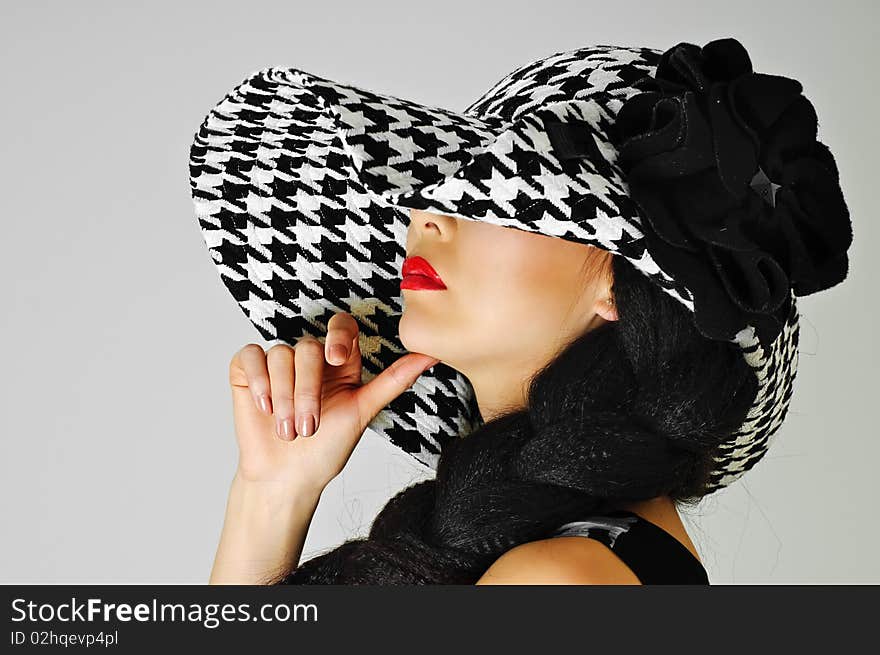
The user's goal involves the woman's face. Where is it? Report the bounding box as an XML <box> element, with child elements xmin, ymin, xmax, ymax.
<box><xmin>399</xmin><ymin>208</ymin><xmax>618</xmax><ymax>390</ymax></box>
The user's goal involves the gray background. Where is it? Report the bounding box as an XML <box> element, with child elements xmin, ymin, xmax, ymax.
<box><xmin>1</xmin><ymin>0</ymin><xmax>876</xmax><ymax>583</ymax></box>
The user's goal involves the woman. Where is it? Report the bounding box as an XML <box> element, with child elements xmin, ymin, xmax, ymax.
<box><xmin>210</xmin><ymin>207</ymin><xmax>736</xmax><ymax>585</ymax></box>
<box><xmin>190</xmin><ymin>38</ymin><xmax>852</xmax><ymax>584</ymax></box>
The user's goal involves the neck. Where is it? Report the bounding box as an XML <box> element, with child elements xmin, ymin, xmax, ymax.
<box><xmin>464</xmin><ymin>317</ymin><xmax>609</xmax><ymax>422</ymax></box>
<box><xmin>471</xmin><ymin>374</ymin><xmax>528</xmax><ymax>422</ymax></box>
<box><xmin>460</xmin><ymin>349</ymin><xmax>549</xmax><ymax>422</ymax></box>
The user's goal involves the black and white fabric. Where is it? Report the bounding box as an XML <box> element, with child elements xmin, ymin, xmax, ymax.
<box><xmin>550</xmin><ymin>513</ymin><xmax>641</xmax><ymax>548</ymax></box>
<box><xmin>188</xmin><ymin>43</ymin><xmax>816</xmax><ymax>493</ymax></box>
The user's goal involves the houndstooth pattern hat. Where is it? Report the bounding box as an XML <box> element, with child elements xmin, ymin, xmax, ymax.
<box><xmin>188</xmin><ymin>37</ymin><xmax>852</xmax><ymax>494</ymax></box>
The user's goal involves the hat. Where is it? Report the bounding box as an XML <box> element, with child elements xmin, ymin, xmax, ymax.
<box><xmin>188</xmin><ymin>37</ymin><xmax>852</xmax><ymax>493</ymax></box>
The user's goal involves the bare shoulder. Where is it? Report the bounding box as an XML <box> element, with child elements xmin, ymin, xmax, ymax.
<box><xmin>475</xmin><ymin>536</ymin><xmax>641</xmax><ymax>585</ymax></box>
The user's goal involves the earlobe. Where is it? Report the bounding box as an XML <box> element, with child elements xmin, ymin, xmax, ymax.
<box><xmin>596</xmin><ymin>297</ymin><xmax>618</xmax><ymax>322</ymax></box>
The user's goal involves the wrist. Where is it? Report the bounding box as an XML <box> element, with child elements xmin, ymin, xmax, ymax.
<box><xmin>229</xmin><ymin>471</ymin><xmax>324</xmax><ymax>516</ymax></box>
<box><xmin>210</xmin><ymin>472</ymin><xmax>324</xmax><ymax>585</ymax></box>
<box><xmin>231</xmin><ymin>469</ymin><xmax>326</xmax><ymax>503</ymax></box>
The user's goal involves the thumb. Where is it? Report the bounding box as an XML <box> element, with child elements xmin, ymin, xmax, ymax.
<box><xmin>356</xmin><ymin>353</ymin><xmax>440</xmax><ymax>424</ymax></box>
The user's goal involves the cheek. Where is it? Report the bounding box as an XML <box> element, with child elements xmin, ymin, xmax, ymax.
<box><xmin>465</xmin><ymin>253</ymin><xmax>585</xmax><ymax>345</ymax></box>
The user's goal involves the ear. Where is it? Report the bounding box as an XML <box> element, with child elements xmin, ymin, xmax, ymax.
<box><xmin>595</xmin><ymin>296</ymin><xmax>618</xmax><ymax>322</ymax></box>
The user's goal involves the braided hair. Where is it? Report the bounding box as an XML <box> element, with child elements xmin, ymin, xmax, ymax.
<box><xmin>266</xmin><ymin>252</ymin><xmax>759</xmax><ymax>584</ymax></box>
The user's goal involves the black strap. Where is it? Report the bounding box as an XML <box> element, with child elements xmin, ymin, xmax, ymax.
<box><xmin>544</xmin><ymin>119</ymin><xmax>605</xmax><ymax>162</ymax></box>
<box><xmin>602</xmin><ymin>510</ymin><xmax>709</xmax><ymax>585</ymax></box>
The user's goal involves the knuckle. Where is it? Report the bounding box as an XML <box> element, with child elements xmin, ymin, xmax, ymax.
<box><xmin>294</xmin><ymin>389</ymin><xmax>322</xmax><ymax>406</ymax></box>
<box><xmin>267</xmin><ymin>342</ymin><xmax>294</xmax><ymax>358</ymax></box>
<box><xmin>267</xmin><ymin>345</ymin><xmax>294</xmax><ymax>369</ymax></box>
<box><xmin>230</xmin><ymin>344</ymin><xmax>263</xmax><ymax>382</ymax></box>
<box><xmin>268</xmin><ymin>374</ymin><xmax>294</xmax><ymax>399</ymax></box>
<box><xmin>241</xmin><ymin>343</ymin><xmax>265</xmax><ymax>356</ymax></box>
<box><xmin>272</xmin><ymin>397</ymin><xmax>294</xmax><ymax>411</ymax></box>
<box><xmin>231</xmin><ymin>343</ymin><xmax>256</xmax><ymax>366</ymax></box>
<box><xmin>387</xmin><ymin>361</ymin><xmax>411</xmax><ymax>386</ymax></box>
<box><xmin>295</xmin><ymin>336</ymin><xmax>323</xmax><ymax>355</ymax></box>
<box><xmin>387</xmin><ymin>367</ymin><xmax>405</xmax><ymax>386</ymax></box>
<box><xmin>269</xmin><ymin>376</ymin><xmax>293</xmax><ymax>402</ymax></box>
<box><xmin>247</xmin><ymin>374</ymin><xmax>270</xmax><ymax>396</ymax></box>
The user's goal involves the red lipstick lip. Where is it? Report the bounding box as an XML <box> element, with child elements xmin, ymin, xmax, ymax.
<box><xmin>401</xmin><ymin>256</ymin><xmax>447</xmax><ymax>290</ymax></box>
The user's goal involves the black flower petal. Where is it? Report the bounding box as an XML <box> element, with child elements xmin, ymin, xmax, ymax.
<box><xmin>613</xmin><ymin>36</ymin><xmax>853</xmax><ymax>344</ymax></box>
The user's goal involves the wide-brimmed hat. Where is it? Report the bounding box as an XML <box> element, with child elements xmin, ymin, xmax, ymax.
<box><xmin>188</xmin><ymin>37</ymin><xmax>852</xmax><ymax>493</ymax></box>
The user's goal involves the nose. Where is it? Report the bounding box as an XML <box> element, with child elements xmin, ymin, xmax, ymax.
<box><xmin>409</xmin><ymin>209</ymin><xmax>456</xmax><ymax>241</ymax></box>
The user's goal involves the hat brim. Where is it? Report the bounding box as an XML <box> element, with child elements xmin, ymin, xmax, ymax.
<box><xmin>189</xmin><ymin>66</ymin><xmax>512</xmax><ymax>466</ymax></box>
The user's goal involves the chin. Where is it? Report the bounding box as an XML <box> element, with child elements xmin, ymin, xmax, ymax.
<box><xmin>398</xmin><ymin>308</ymin><xmax>428</xmax><ymax>355</ymax></box>
<box><xmin>400</xmin><ymin>305</ymin><xmax>453</xmax><ymax>360</ymax></box>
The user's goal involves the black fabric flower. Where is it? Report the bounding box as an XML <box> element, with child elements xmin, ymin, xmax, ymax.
<box><xmin>614</xmin><ymin>37</ymin><xmax>853</xmax><ymax>345</ymax></box>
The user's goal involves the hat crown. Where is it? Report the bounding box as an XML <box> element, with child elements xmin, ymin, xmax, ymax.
<box><xmin>463</xmin><ymin>45</ymin><xmax>662</xmax><ymax>125</ymax></box>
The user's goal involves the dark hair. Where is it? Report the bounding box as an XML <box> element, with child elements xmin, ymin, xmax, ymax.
<box><xmin>267</xmin><ymin>253</ymin><xmax>759</xmax><ymax>584</ymax></box>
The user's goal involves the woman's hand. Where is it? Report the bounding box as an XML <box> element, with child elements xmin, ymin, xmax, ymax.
<box><xmin>227</xmin><ymin>311</ymin><xmax>439</xmax><ymax>496</ymax></box>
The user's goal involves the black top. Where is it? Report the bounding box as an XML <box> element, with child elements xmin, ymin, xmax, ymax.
<box><xmin>546</xmin><ymin>509</ymin><xmax>709</xmax><ymax>585</ymax></box>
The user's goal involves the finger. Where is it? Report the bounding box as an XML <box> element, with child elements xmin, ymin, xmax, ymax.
<box><xmin>266</xmin><ymin>343</ymin><xmax>296</xmax><ymax>441</ymax></box>
<box><xmin>349</xmin><ymin>324</ymin><xmax>362</xmax><ymax>361</ymax></box>
<box><xmin>356</xmin><ymin>353</ymin><xmax>440</xmax><ymax>425</ymax></box>
<box><xmin>325</xmin><ymin>312</ymin><xmax>359</xmax><ymax>366</ymax></box>
<box><xmin>235</xmin><ymin>344</ymin><xmax>273</xmax><ymax>415</ymax></box>
<box><xmin>293</xmin><ymin>336</ymin><xmax>324</xmax><ymax>438</ymax></box>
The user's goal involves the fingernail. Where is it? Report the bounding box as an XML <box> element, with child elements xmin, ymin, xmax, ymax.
<box><xmin>278</xmin><ymin>418</ymin><xmax>294</xmax><ymax>440</ymax></box>
<box><xmin>299</xmin><ymin>414</ymin><xmax>315</xmax><ymax>438</ymax></box>
<box><xmin>329</xmin><ymin>344</ymin><xmax>348</xmax><ymax>364</ymax></box>
<box><xmin>257</xmin><ymin>394</ymin><xmax>271</xmax><ymax>414</ymax></box>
